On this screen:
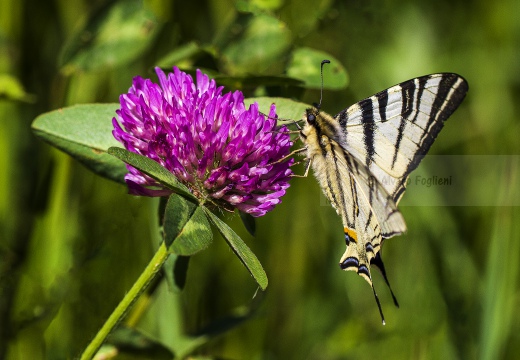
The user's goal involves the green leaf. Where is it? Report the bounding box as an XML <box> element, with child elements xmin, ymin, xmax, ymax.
<box><xmin>108</xmin><ymin>147</ymin><xmax>197</xmax><ymax>202</ymax></box>
<box><xmin>203</xmin><ymin>208</ymin><xmax>268</xmax><ymax>290</ymax></box>
<box><xmin>239</xmin><ymin>211</ymin><xmax>256</xmax><ymax>237</ymax></box>
<box><xmin>59</xmin><ymin>0</ymin><xmax>161</xmax><ymax>74</ymax></box>
<box><xmin>163</xmin><ymin>194</ymin><xmax>197</xmax><ymax>248</ymax></box>
<box><xmin>287</xmin><ymin>47</ymin><xmax>349</xmax><ymax>89</ymax></box>
<box><xmin>155</xmin><ymin>41</ymin><xmax>205</xmax><ymax>68</ymax></box>
<box><xmin>214</xmin><ymin>75</ymin><xmax>304</xmax><ymax>89</ymax></box>
<box><xmin>192</xmin><ymin>292</ymin><xmax>264</xmax><ymax>338</ymax></box>
<box><xmin>278</xmin><ymin>0</ymin><xmax>332</xmax><ymax>37</ymax></box>
<box><xmin>245</xmin><ymin>97</ymin><xmax>310</xmax><ymax>122</ymax></box>
<box><xmin>164</xmin><ymin>255</ymin><xmax>190</xmax><ymax>293</ymax></box>
<box><xmin>106</xmin><ymin>326</ymin><xmax>174</xmax><ymax>359</ymax></box>
<box><xmin>0</xmin><ymin>74</ymin><xmax>35</xmax><ymax>102</ymax></box>
<box><xmin>235</xmin><ymin>0</ymin><xmax>284</xmax><ymax>12</ymax></box>
<box><xmin>31</xmin><ymin>103</ymin><xmax>127</xmax><ymax>183</ymax></box>
<box><xmin>163</xmin><ymin>194</ymin><xmax>212</xmax><ymax>256</ymax></box>
<box><xmin>221</xmin><ymin>14</ymin><xmax>292</xmax><ymax>75</ymax></box>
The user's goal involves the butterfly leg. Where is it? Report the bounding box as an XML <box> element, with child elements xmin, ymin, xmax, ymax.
<box><xmin>271</xmin><ymin>129</ymin><xmax>302</xmax><ymax>136</ymax></box>
<box><xmin>268</xmin><ymin>147</ymin><xmax>307</xmax><ymax>165</ymax></box>
<box><xmin>290</xmin><ymin>158</ymin><xmax>312</xmax><ymax>178</ymax></box>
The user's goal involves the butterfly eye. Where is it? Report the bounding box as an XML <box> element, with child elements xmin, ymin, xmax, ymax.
<box><xmin>307</xmin><ymin>114</ymin><xmax>316</xmax><ymax>124</ymax></box>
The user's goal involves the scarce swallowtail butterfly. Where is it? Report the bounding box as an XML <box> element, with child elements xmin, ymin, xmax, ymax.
<box><xmin>296</xmin><ymin>61</ymin><xmax>468</xmax><ymax>324</ymax></box>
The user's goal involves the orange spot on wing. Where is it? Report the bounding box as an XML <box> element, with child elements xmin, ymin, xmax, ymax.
<box><xmin>344</xmin><ymin>227</ymin><xmax>358</xmax><ymax>243</ymax></box>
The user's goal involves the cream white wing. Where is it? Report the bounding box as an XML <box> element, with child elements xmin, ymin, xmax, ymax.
<box><xmin>335</xmin><ymin>73</ymin><xmax>468</xmax><ymax>202</ymax></box>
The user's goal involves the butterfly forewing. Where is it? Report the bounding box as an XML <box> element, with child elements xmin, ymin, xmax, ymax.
<box><xmin>300</xmin><ymin>72</ymin><xmax>468</xmax><ymax>322</ymax></box>
<box><xmin>336</xmin><ymin>73</ymin><xmax>468</xmax><ymax>203</ymax></box>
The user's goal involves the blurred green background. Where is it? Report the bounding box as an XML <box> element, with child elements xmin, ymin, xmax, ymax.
<box><xmin>1</xmin><ymin>0</ymin><xmax>519</xmax><ymax>359</ymax></box>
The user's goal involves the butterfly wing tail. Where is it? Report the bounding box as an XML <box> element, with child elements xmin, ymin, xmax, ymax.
<box><xmin>339</xmin><ymin>230</ymin><xmax>387</xmax><ymax>325</ymax></box>
<box><xmin>371</xmin><ymin>252</ymin><xmax>400</xmax><ymax>308</ymax></box>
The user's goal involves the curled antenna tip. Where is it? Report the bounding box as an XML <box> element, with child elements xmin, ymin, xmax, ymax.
<box><xmin>318</xmin><ymin>60</ymin><xmax>330</xmax><ymax>109</ymax></box>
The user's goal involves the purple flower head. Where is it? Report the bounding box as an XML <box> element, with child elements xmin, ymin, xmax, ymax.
<box><xmin>112</xmin><ymin>67</ymin><xmax>294</xmax><ymax>217</ymax></box>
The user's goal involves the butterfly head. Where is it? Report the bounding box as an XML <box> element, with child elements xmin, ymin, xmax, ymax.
<box><xmin>300</xmin><ymin>107</ymin><xmax>320</xmax><ymax>141</ymax></box>
<box><xmin>307</xmin><ymin>113</ymin><xmax>316</xmax><ymax>124</ymax></box>
<box><xmin>305</xmin><ymin>107</ymin><xmax>319</xmax><ymax>126</ymax></box>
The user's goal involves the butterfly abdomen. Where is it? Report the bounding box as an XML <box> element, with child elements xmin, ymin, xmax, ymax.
<box><xmin>302</xmin><ymin>129</ymin><xmax>358</xmax><ymax>233</ymax></box>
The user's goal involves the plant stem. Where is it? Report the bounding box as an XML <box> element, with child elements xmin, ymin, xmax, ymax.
<box><xmin>79</xmin><ymin>241</ymin><xmax>170</xmax><ymax>360</ymax></box>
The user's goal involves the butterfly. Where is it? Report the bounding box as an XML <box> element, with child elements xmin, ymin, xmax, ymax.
<box><xmin>294</xmin><ymin>62</ymin><xmax>468</xmax><ymax>324</ymax></box>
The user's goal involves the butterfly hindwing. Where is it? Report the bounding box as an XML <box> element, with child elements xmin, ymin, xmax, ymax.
<box><xmin>302</xmin><ymin>110</ymin><xmax>406</xmax><ymax>266</ymax></box>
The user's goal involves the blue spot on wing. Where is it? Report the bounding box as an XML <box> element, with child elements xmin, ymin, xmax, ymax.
<box><xmin>358</xmin><ymin>264</ymin><xmax>370</xmax><ymax>278</ymax></box>
<box><xmin>340</xmin><ymin>256</ymin><xmax>359</xmax><ymax>270</ymax></box>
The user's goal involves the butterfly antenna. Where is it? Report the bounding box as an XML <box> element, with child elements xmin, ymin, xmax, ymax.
<box><xmin>371</xmin><ymin>253</ymin><xmax>399</xmax><ymax>308</ymax></box>
<box><xmin>317</xmin><ymin>59</ymin><xmax>330</xmax><ymax>110</ymax></box>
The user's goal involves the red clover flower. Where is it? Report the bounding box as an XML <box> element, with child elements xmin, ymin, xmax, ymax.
<box><xmin>112</xmin><ymin>67</ymin><xmax>294</xmax><ymax>217</ymax></box>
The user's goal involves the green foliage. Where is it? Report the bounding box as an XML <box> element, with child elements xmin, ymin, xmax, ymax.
<box><xmin>238</xmin><ymin>211</ymin><xmax>256</xmax><ymax>237</ymax></box>
<box><xmin>106</xmin><ymin>147</ymin><xmax>267</xmax><ymax>289</ymax></box>
<box><xmin>203</xmin><ymin>208</ymin><xmax>268</xmax><ymax>291</ymax></box>
<box><xmin>287</xmin><ymin>47</ymin><xmax>349</xmax><ymax>89</ymax></box>
<box><xmin>107</xmin><ymin>147</ymin><xmax>196</xmax><ymax>201</ymax></box>
<box><xmin>245</xmin><ymin>97</ymin><xmax>310</xmax><ymax>120</ymax></box>
<box><xmin>59</xmin><ymin>0</ymin><xmax>162</xmax><ymax>74</ymax></box>
<box><xmin>104</xmin><ymin>326</ymin><xmax>174</xmax><ymax>359</ymax></box>
<box><xmin>32</xmin><ymin>104</ymin><xmax>126</xmax><ymax>183</ymax></box>
<box><xmin>163</xmin><ymin>194</ymin><xmax>212</xmax><ymax>255</ymax></box>
<box><xmin>2</xmin><ymin>0</ymin><xmax>520</xmax><ymax>358</ymax></box>
<box><xmin>221</xmin><ymin>14</ymin><xmax>292</xmax><ymax>75</ymax></box>
<box><xmin>0</xmin><ymin>74</ymin><xmax>35</xmax><ymax>102</ymax></box>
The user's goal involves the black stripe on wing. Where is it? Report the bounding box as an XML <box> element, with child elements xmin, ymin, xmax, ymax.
<box><xmin>411</xmin><ymin>76</ymin><xmax>429</xmax><ymax>124</ymax></box>
<box><xmin>391</xmin><ymin>79</ymin><xmax>416</xmax><ymax>169</ymax></box>
<box><xmin>360</xmin><ymin>98</ymin><xmax>376</xmax><ymax>167</ymax></box>
<box><xmin>393</xmin><ymin>74</ymin><xmax>468</xmax><ymax>201</ymax></box>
